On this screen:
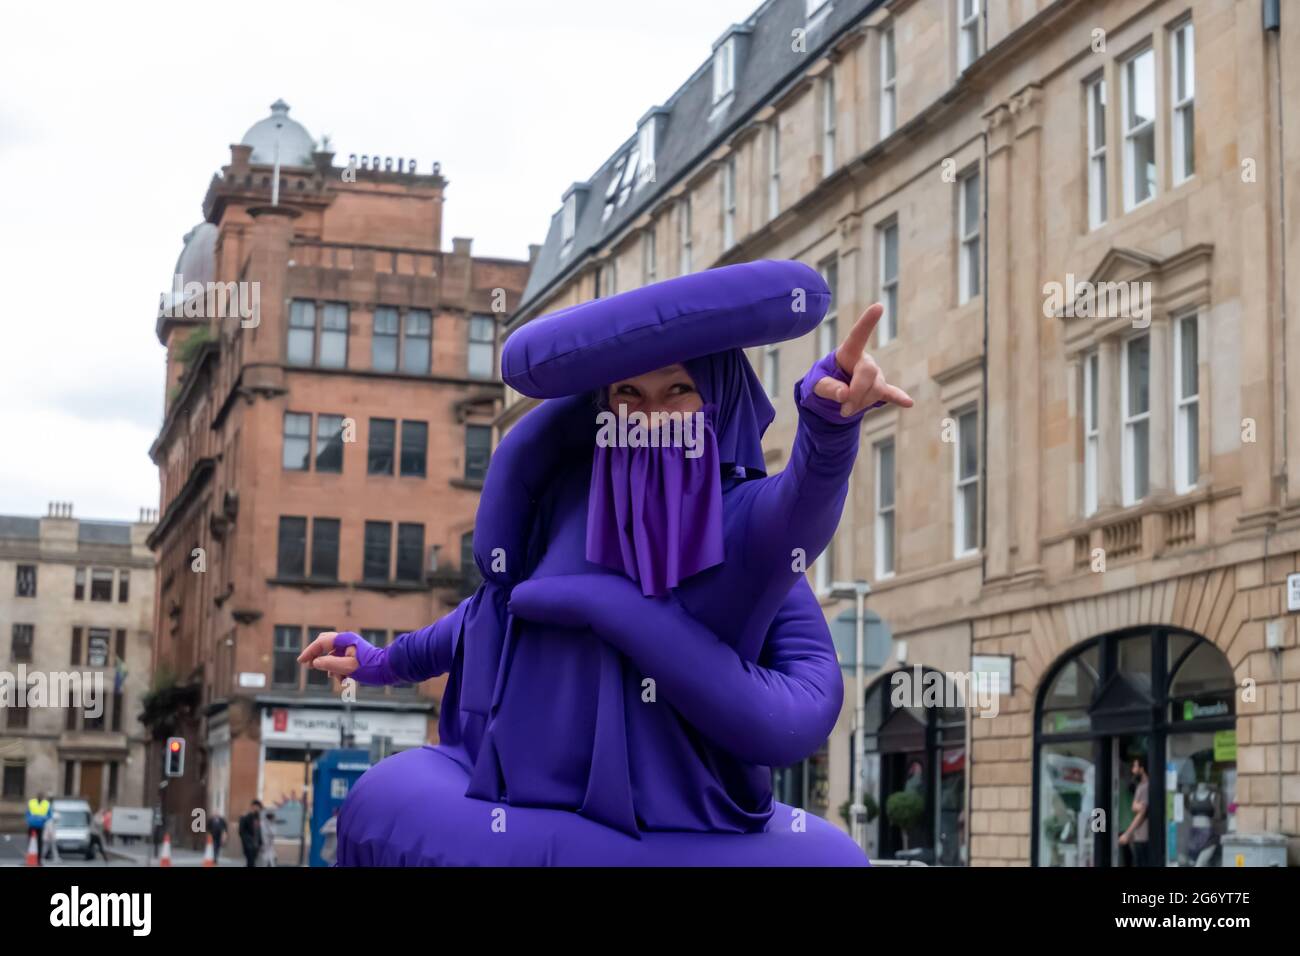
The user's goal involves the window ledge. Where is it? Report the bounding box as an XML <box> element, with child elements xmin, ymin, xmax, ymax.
<box><xmin>266</xmin><ymin>577</ymin><xmax>346</xmax><ymax>590</ymax></box>
<box><xmin>450</xmin><ymin>478</ymin><xmax>485</xmax><ymax>491</ymax></box>
<box><xmin>353</xmin><ymin>579</ymin><xmax>432</xmax><ymax>593</ymax></box>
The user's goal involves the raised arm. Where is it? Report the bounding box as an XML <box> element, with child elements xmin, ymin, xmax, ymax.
<box><xmin>744</xmin><ymin>303</ymin><xmax>912</xmax><ymax>563</ymax></box>
<box><xmin>508</xmin><ymin>572</ymin><xmax>842</xmax><ymax>767</ymax></box>
<box><xmin>298</xmin><ymin>600</ymin><xmax>468</xmax><ymax>686</ymax></box>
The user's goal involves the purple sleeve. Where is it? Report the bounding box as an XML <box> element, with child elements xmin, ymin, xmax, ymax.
<box><xmin>331</xmin><ymin>611</ymin><xmax>460</xmax><ymax>686</ymax></box>
<box><xmin>741</xmin><ymin>351</ymin><xmax>875</xmax><ymax>567</ymax></box>
<box><xmin>509</xmin><ymin>574</ymin><xmax>842</xmax><ymax>767</ymax></box>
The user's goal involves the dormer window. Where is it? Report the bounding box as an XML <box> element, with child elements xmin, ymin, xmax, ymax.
<box><xmin>712</xmin><ymin>37</ymin><xmax>735</xmax><ymax>103</ymax></box>
<box><xmin>562</xmin><ymin>194</ymin><xmax>576</xmax><ymax>245</ymax></box>
<box><xmin>636</xmin><ymin>120</ymin><xmax>657</xmax><ymax>188</ymax></box>
<box><xmin>603</xmin><ymin>147</ymin><xmax>642</xmax><ymax>222</ymax></box>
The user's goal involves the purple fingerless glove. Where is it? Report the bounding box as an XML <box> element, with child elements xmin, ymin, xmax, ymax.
<box><xmin>328</xmin><ymin>631</ymin><xmax>398</xmax><ymax>686</ymax></box>
<box><xmin>798</xmin><ymin>350</ymin><xmax>886</xmax><ymax>424</ymax></box>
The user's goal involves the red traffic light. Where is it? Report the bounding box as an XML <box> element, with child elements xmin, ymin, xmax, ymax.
<box><xmin>170</xmin><ymin>740</ymin><xmax>181</xmax><ymax>752</ymax></box>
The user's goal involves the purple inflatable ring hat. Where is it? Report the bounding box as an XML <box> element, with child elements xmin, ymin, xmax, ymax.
<box><xmin>502</xmin><ymin>259</ymin><xmax>829</xmax><ymax>399</ymax></box>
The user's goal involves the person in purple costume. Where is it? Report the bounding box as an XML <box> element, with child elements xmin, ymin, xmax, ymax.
<box><xmin>300</xmin><ymin>260</ymin><xmax>912</xmax><ymax>865</ymax></box>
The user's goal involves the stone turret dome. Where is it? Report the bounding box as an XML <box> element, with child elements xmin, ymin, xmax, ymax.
<box><xmin>240</xmin><ymin>99</ymin><xmax>315</xmax><ymax>166</ymax></box>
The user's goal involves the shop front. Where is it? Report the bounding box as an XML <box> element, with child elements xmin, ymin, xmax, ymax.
<box><xmin>1034</xmin><ymin>627</ymin><xmax>1237</xmax><ymax>867</ymax></box>
<box><xmin>853</xmin><ymin>667</ymin><xmax>968</xmax><ymax>865</ymax></box>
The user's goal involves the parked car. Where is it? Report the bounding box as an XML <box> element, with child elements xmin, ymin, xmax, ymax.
<box><xmin>49</xmin><ymin>799</ymin><xmax>103</xmax><ymax>860</ymax></box>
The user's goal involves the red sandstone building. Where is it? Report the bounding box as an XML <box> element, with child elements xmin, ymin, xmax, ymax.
<box><xmin>146</xmin><ymin>101</ymin><xmax>531</xmax><ymax>850</ymax></box>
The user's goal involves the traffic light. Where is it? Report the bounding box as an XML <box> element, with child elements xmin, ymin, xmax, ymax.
<box><xmin>165</xmin><ymin>737</ymin><xmax>185</xmax><ymax>777</ymax></box>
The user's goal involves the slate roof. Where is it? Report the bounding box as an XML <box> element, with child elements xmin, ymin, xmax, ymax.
<box><xmin>516</xmin><ymin>0</ymin><xmax>882</xmax><ymax>319</ymax></box>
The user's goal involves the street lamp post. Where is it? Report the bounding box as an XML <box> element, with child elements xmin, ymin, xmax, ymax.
<box><xmin>830</xmin><ymin>579</ymin><xmax>871</xmax><ymax>852</ymax></box>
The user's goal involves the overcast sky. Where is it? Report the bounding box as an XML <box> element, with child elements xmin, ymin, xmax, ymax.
<box><xmin>0</xmin><ymin>0</ymin><xmax>761</xmax><ymax>523</ymax></box>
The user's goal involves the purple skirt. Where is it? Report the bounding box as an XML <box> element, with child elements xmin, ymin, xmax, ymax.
<box><xmin>336</xmin><ymin>745</ymin><xmax>869</xmax><ymax>867</ymax></box>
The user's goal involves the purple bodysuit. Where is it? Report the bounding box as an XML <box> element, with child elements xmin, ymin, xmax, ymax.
<box><xmin>332</xmin><ymin>262</ymin><xmax>872</xmax><ymax>865</ymax></box>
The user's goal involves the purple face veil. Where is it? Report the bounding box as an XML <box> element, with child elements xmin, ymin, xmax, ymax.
<box><xmin>584</xmin><ymin>349</ymin><xmax>770</xmax><ymax>596</ymax></box>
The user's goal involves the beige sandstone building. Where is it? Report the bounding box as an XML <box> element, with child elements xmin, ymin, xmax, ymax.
<box><xmin>0</xmin><ymin>505</ymin><xmax>157</xmax><ymax>830</ymax></box>
<box><xmin>502</xmin><ymin>0</ymin><xmax>1300</xmax><ymax>865</ymax></box>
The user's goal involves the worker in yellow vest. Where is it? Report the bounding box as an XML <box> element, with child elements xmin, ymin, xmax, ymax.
<box><xmin>26</xmin><ymin>792</ymin><xmax>51</xmax><ymax>865</ymax></box>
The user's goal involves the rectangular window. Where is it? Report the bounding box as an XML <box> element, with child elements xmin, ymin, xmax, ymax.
<box><xmin>957</xmin><ymin>0</ymin><xmax>981</xmax><ymax>71</ymax></box>
<box><xmin>306</xmin><ymin>626</ymin><xmax>332</xmax><ymax>687</ymax></box>
<box><xmin>118</xmin><ymin>570</ymin><xmax>129</xmax><ymax>603</ymax></box>
<box><xmin>469</xmin><ymin>315</ymin><xmax>495</xmax><ymax>379</ymax></box>
<box><xmin>768</xmin><ymin>122</ymin><xmax>781</xmax><ymax>220</ymax></box>
<box><xmin>1087</xmin><ymin>77</ymin><xmax>1108</xmax><ymax>229</ymax></box>
<box><xmin>74</xmin><ymin>567</ymin><xmax>85</xmax><ymax>600</ymax></box>
<box><xmin>310</xmin><ymin>517</ymin><xmax>340</xmax><ymax>581</ymax></box>
<box><xmin>363</xmin><ymin>522</ymin><xmax>392</xmax><ymax>582</ymax></box>
<box><xmin>465</xmin><ymin>425</ymin><xmax>492</xmax><ymax>482</ymax></box>
<box><xmin>283</xmin><ymin>412</ymin><xmax>311</xmax><ymax>471</ymax></box>
<box><xmin>1122</xmin><ymin>47</ymin><xmax>1157</xmax><ymax>210</ymax></box>
<box><xmin>722</xmin><ymin>157</ymin><xmax>737</xmax><ymax>249</ymax></box>
<box><xmin>11</xmin><ymin>624</ymin><xmax>34</xmax><ymax>663</ymax></box>
<box><xmin>679</xmin><ymin>198</ymin><xmax>692</xmax><ymax>274</ymax></box>
<box><xmin>277</xmin><ymin>517</ymin><xmax>308</xmax><ymax>578</ymax></box>
<box><xmin>954</xmin><ymin>408</ymin><xmax>980</xmax><ymax>556</ymax></box>
<box><xmin>958</xmin><ymin>169</ymin><xmax>981</xmax><ymax>303</ymax></box>
<box><xmin>815</xmin><ymin>536</ymin><xmax>835</xmax><ymax>595</ymax></box>
<box><xmin>1122</xmin><ymin>334</ymin><xmax>1151</xmax><ymax>504</ymax></box>
<box><xmin>372</xmin><ymin>306</ymin><xmax>399</xmax><ymax>372</ymax></box>
<box><xmin>880</xmin><ymin>27</ymin><xmax>897</xmax><ymax>137</ymax></box>
<box><xmin>319</xmin><ymin>302</ymin><xmax>349</xmax><ymax>368</ymax></box>
<box><xmin>2</xmin><ymin>763</ymin><xmax>25</xmax><ymax>799</ymax></box>
<box><xmin>396</xmin><ymin>523</ymin><xmax>425</xmax><ymax>583</ymax></box>
<box><xmin>90</xmin><ymin>569</ymin><xmax>114</xmax><ymax>602</ymax></box>
<box><xmin>1171</xmin><ymin>21</ymin><xmax>1195</xmax><ymax>183</ymax></box>
<box><xmin>1083</xmin><ymin>351</ymin><xmax>1100</xmax><ymax>516</ymax></box>
<box><xmin>6</xmin><ymin>696</ymin><xmax>27</xmax><ymax>729</ymax></box>
<box><xmin>71</xmin><ymin>627</ymin><xmax>81</xmax><ymax>666</ymax></box>
<box><xmin>115</xmin><ymin>628</ymin><xmax>126</xmax><ymax>666</ymax></box>
<box><xmin>818</xmin><ymin>258</ymin><xmax>839</xmax><ymax>355</ymax></box>
<box><xmin>461</xmin><ymin>530</ymin><xmax>482</xmax><ymax>594</ymax></box>
<box><xmin>1174</xmin><ymin>313</ymin><xmax>1199</xmax><ymax>493</ymax></box>
<box><xmin>400</xmin><ymin>420</ymin><xmax>428</xmax><ymax>478</ymax></box>
<box><xmin>287</xmin><ymin>299</ymin><xmax>316</xmax><ymax>366</ymax></box>
<box><xmin>875</xmin><ymin>439</ymin><xmax>896</xmax><ymax>577</ymax></box>
<box><xmin>316</xmin><ymin>415</ymin><xmax>344</xmax><ymax>473</ymax></box>
<box><xmin>821</xmin><ymin>74</ymin><xmax>836</xmax><ymax>177</ymax></box>
<box><xmin>87</xmin><ymin>628</ymin><xmax>110</xmax><ymax>668</ymax></box>
<box><xmin>712</xmin><ymin>37</ymin><xmax>735</xmax><ymax>102</ymax></box>
<box><xmin>368</xmin><ymin>418</ymin><xmax>396</xmax><ymax>475</ymax></box>
<box><xmin>642</xmin><ymin>231</ymin><xmax>657</xmax><ymax>284</ymax></box>
<box><xmin>15</xmin><ymin>564</ymin><xmax>36</xmax><ymax>598</ymax></box>
<box><xmin>272</xmin><ymin>626</ymin><xmax>301</xmax><ymax>689</ymax></box>
<box><xmin>763</xmin><ymin>345</ymin><xmax>780</xmax><ymax>399</ymax></box>
<box><xmin>879</xmin><ymin>220</ymin><xmax>899</xmax><ymax>344</ymax></box>
<box><xmin>402</xmin><ymin>310</ymin><xmax>432</xmax><ymax>375</ymax></box>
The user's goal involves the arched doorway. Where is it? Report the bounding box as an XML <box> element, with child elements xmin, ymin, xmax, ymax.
<box><xmin>1033</xmin><ymin>627</ymin><xmax>1237</xmax><ymax>867</ymax></box>
<box><xmin>854</xmin><ymin>667</ymin><xmax>967</xmax><ymax>865</ymax></box>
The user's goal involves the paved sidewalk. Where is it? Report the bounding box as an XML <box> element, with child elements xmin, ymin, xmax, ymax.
<box><xmin>103</xmin><ymin>844</ymin><xmax>245</xmax><ymax>867</ymax></box>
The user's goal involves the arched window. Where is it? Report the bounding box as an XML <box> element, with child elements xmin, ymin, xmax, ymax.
<box><xmin>851</xmin><ymin>667</ymin><xmax>967</xmax><ymax>865</ymax></box>
<box><xmin>1034</xmin><ymin>627</ymin><xmax>1235</xmax><ymax>868</ymax></box>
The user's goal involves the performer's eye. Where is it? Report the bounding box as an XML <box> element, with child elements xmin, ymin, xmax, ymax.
<box><xmin>613</xmin><ymin>384</ymin><xmax>642</xmax><ymax>398</ymax></box>
<box><xmin>668</xmin><ymin>383</ymin><xmax>696</xmax><ymax>395</ymax></box>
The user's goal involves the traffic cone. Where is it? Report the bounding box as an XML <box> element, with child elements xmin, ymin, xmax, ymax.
<box><xmin>202</xmin><ymin>834</ymin><xmax>215</xmax><ymax>867</ymax></box>
<box><xmin>159</xmin><ymin>833</ymin><xmax>172</xmax><ymax>867</ymax></box>
<box><xmin>24</xmin><ymin>830</ymin><xmax>38</xmax><ymax>866</ymax></box>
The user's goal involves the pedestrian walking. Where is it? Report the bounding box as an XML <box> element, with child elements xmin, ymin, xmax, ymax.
<box><xmin>238</xmin><ymin>799</ymin><xmax>263</xmax><ymax>868</ymax></box>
